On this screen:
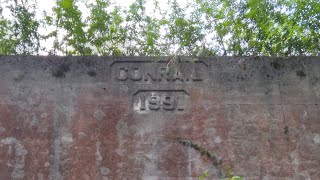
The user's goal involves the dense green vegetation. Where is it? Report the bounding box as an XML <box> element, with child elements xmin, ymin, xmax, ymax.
<box><xmin>0</xmin><ymin>0</ymin><xmax>319</xmax><ymax>56</ymax></box>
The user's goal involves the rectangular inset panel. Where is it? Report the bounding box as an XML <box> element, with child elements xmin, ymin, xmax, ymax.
<box><xmin>133</xmin><ymin>90</ymin><xmax>190</xmax><ymax>113</ymax></box>
<box><xmin>110</xmin><ymin>60</ymin><xmax>210</xmax><ymax>84</ymax></box>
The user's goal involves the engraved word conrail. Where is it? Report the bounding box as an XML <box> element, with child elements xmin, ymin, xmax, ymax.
<box><xmin>111</xmin><ymin>60</ymin><xmax>209</xmax><ymax>84</ymax></box>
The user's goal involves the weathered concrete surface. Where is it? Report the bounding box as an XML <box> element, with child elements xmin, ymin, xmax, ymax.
<box><xmin>0</xmin><ymin>56</ymin><xmax>319</xmax><ymax>179</ymax></box>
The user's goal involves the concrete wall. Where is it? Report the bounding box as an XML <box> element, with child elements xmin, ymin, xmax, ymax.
<box><xmin>0</xmin><ymin>56</ymin><xmax>319</xmax><ymax>179</ymax></box>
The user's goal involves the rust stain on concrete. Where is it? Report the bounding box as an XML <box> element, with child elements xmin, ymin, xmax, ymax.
<box><xmin>0</xmin><ymin>56</ymin><xmax>320</xmax><ymax>179</ymax></box>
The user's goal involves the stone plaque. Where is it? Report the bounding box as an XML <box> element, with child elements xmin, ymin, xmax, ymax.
<box><xmin>0</xmin><ymin>56</ymin><xmax>320</xmax><ymax>179</ymax></box>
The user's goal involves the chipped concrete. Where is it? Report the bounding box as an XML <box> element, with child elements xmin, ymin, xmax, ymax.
<box><xmin>93</xmin><ymin>110</ymin><xmax>106</xmax><ymax>121</ymax></box>
<box><xmin>0</xmin><ymin>127</ymin><xmax>5</xmax><ymax>134</ymax></box>
<box><xmin>61</xmin><ymin>133</ymin><xmax>73</xmax><ymax>144</ymax></box>
<box><xmin>314</xmin><ymin>134</ymin><xmax>320</xmax><ymax>144</ymax></box>
<box><xmin>0</xmin><ymin>137</ymin><xmax>27</xmax><ymax>180</ymax></box>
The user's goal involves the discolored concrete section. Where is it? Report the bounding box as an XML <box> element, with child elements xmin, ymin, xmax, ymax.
<box><xmin>0</xmin><ymin>56</ymin><xmax>319</xmax><ymax>179</ymax></box>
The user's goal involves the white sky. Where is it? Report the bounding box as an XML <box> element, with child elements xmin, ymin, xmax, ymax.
<box><xmin>1</xmin><ymin>0</ymin><xmax>210</xmax><ymax>55</ymax></box>
<box><xmin>36</xmin><ymin>0</ymin><xmax>189</xmax><ymax>18</ymax></box>
<box><xmin>38</xmin><ymin>0</ymin><xmax>191</xmax><ymax>54</ymax></box>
